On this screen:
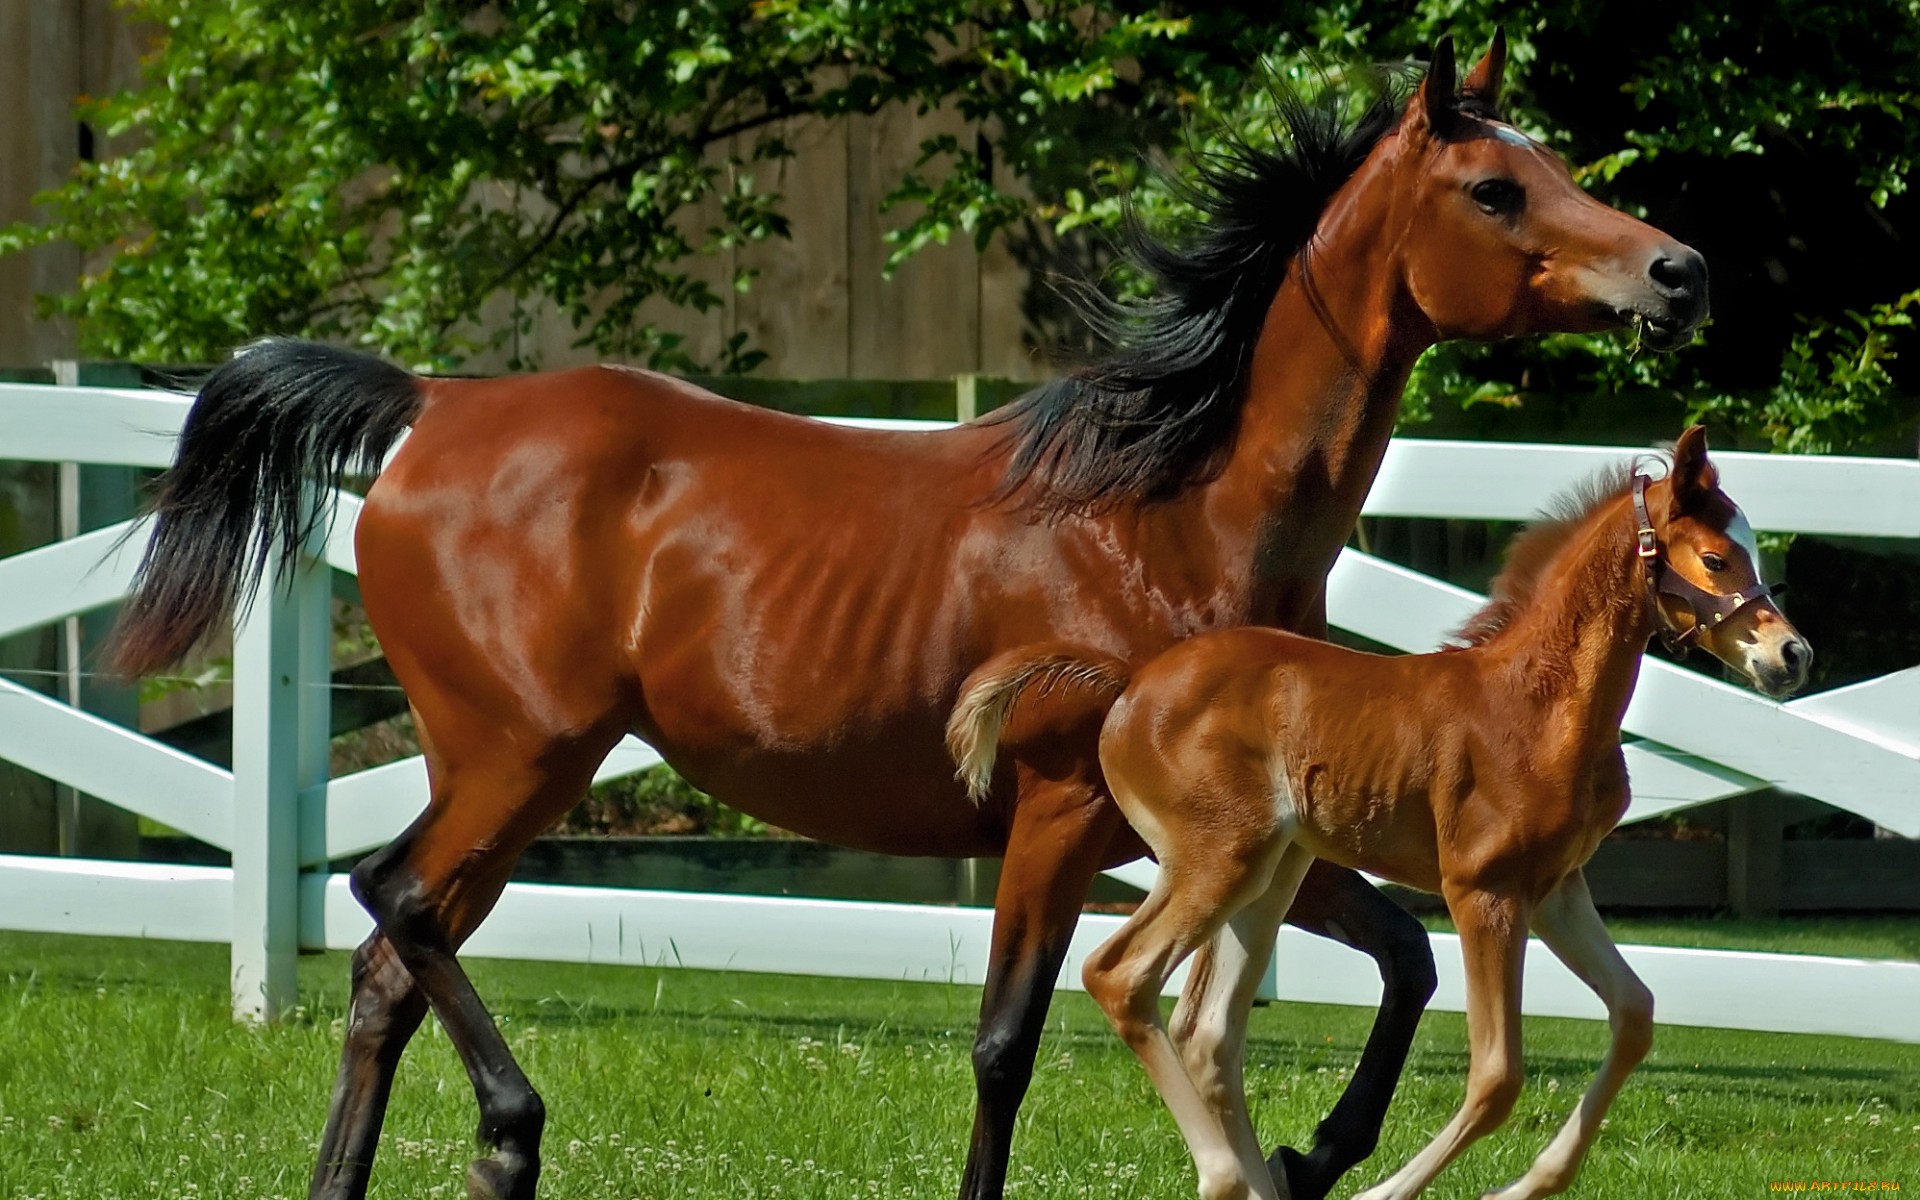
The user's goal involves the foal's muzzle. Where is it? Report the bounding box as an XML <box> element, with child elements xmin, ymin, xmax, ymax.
<box><xmin>1750</xmin><ymin>632</ymin><xmax>1813</xmax><ymax>700</ymax></box>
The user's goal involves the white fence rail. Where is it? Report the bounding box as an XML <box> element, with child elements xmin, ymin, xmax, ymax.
<box><xmin>1</xmin><ymin>378</ymin><xmax>1916</xmax><ymax>1042</ymax></box>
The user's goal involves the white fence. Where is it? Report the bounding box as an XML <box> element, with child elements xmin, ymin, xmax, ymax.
<box><xmin>1</xmin><ymin>377</ymin><xmax>1916</xmax><ymax>1042</ymax></box>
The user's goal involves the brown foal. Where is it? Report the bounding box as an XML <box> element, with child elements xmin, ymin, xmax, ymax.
<box><xmin>950</xmin><ymin>427</ymin><xmax>1810</xmax><ymax>1200</ymax></box>
<box><xmin>108</xmin><ymin>34</ymin><xmax>1709</xmax><ymax>1200</ymax></box>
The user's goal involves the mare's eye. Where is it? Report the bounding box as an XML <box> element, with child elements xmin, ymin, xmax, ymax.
<box><xmin>1701</xmin><ymin>552</ymin><xmax>1728</xmax><ymax>572</ymax></box>
<box><xmin>1470</xmin><ymin>178</ymin><xmax>1524</xmax><ymax>216</ymax></box>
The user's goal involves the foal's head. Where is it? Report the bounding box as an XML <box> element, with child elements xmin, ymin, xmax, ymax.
<box><xmin>1372</xmin><ymin>33</ymin><xmax>1708</xmax><ymax>349</ymax></box>
<box><xmin>1638</xmin><ymin>426</ymin><xmax>1810</xmax><ymax>697</ymax></box>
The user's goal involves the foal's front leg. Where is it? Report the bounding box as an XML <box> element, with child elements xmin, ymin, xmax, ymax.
<box><xmin>1484</xmin><ymin>871</ymin><xmax>1653</xmax><ymax>1200</ymax></box>
<box><xmin>1353</xmin><ymin>888</ymin><xmax>1528</xmax><ymax>1200</ymax></box>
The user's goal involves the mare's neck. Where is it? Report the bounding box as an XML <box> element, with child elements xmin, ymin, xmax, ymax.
<box><xmin>1503</xmin><ymin>498</ymin><xmax>1658</xmax><ymax>760</ymax></box>
<box><xmin>1178</xmin><ymin>147</ymin><xmax>1435</xmax><ymax>626</ymax></box>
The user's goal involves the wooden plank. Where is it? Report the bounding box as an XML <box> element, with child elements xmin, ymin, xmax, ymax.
<box><xmin>0</xmin><ymin>2</ymin><xmax>80</xmax><ymax>365</ymax></box>
<box><xmin>298</xmin><ymin>873</ymin><xmax>1920</xmax><ymax>1041</ymax></box>
<box><xmin>974</xmin><ymin>124</ymin><xmax>1042</xmax><ymax>380</ymax></box>
<box><xmin>0</xmin><ymin>677</ymin><xmax>233</xmax><ymax>847</ymax></box>
<box><xmin>1363</xmin><ymin>440</ymin><xmax>1920</xmax><ymax>538</ymax></box>
<box><xmin>733</xmin><ymin>109</ymin><xmax>852</xmax><ymax>378</ymax></box>
<box><xmin>0</xmin><ymin>519</ymin><xmax>142</xmax><ymax>638</ymax></box>
<box><xmin>229</xmin><ymin>531</ymin><xmax>329</xmax><ymax>1021</ymax></box>
<box><xmin>0</xmin><ymin>382</ymin><xmax>188</xmax><ymax>466</ymax></box>
<box><xmin>847</xmin><ymin>100</ymin><xmax>981</xmax><ymax>377</ymax></box>
<box><xmin>0</xmin><ymin>854</ymin><xmax>230</xmax><ymax>942</ymax></box>
<box><xmin>1584</xmin><ymin>840</ymin><xmax>1727</xmax><ymax>909</ymax></box>
<box><xmin>1727</xmin><ymin>790</ymin><xmax>1785</xmax><ymax>917</ymax></box>
<box><xmin>303</xmin><ymin>735</ymin><xmax>665</xmax><ymax>866</ymax></box>
<box><xmin>1786</xmin><ymin>666</ymin><xmax>1920</xmax><ymax>757</ymax></box>
<box><xmin>1782</xmin><ymin>839</ymin><xmax>1920</xmax><ymax>911</ymax></box>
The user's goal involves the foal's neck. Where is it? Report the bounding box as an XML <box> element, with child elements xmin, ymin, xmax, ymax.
<box><xmin>1506</xmin><ymin>497</ymin><xmax>1657</xmax><ymax>759</ymax></box>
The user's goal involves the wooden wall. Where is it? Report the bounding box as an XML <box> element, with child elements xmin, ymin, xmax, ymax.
<box><xmin>0</xmin><ymin>6</ymin><xmax>1046</xmax><ymax>381</ymax></box>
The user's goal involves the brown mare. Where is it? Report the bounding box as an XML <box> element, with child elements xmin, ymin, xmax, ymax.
<box><xmin>949</xmin><ymin>426</ymin><xmax>1811</xmax><ymax>1200</ymax></box>
<box><xmin>106</xmin><ymin>34</ymin><xmax>1709</xmax><ymax>1200</ymax></box>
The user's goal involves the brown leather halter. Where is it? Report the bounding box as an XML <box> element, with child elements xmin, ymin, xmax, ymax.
<box><xmin>1631</xmin><ymin>473</ymin><xmax>1779</xmax><ymax>652</ymax></box>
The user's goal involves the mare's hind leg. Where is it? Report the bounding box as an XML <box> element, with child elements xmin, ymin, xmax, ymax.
<box><xmin>959</xmin><ymin>781</ymin><xmax>1125</xmax><ymax>1200</ymax></box>
<box><xmin>1171</xmin><ymin>844</ymin><xmax>1317</xmax><ymax>1167</ymax></box>
<box><xmin>1484</xmin><ymin>871</ymin><xmax>1652</xmax><ymax>1200</ymax></box>
<box><xmin>310</xmin><ymin>932</ymin><xmax>426</xmax><ymax>1200</ymax></box>
<box><xmin>1267</xmin><ymin>862</ymin><xmax>1438</xmax><ymax>1200</ymax></box>
<box><xmin>350</xmin><ymin>708</ymin><xmax>622</xmax><ymax>1200</ymax></box>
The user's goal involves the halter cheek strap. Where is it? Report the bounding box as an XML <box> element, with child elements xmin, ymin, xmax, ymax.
<box><xmin>1631</xmin><ymin>473</ymin><xmax>1780</xmax><ymax>653</ymax></box>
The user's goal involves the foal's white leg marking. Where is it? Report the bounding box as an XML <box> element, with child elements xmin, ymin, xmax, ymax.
<box><xmin>1175</xmin><ymin>844</ymin><xmax>1317</xmax><ymax>1176</ymax></box>
<box><xmin>1485</xmin><ymin>872</ymin><xmax>1653</xmax><ymax>1200</ymax></box>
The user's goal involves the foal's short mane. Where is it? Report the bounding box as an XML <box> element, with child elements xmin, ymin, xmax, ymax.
<box><xmin>988</xmin><ymin>81</ymin><xmax>1410</xmax><ymax>518</ymax></box>
<box><xmin>1449</xmin><ymin>460</ymin><xmax>1650</xmax><ymax>649</ymax></box>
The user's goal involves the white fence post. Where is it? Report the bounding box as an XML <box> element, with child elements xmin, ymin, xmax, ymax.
<box><xmin>229</xmin><ymin>502</ymin><xmax>330</xmax><ymax>1023</ymax></box>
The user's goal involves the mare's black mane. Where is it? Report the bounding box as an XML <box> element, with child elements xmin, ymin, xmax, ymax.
<box><xmin>989</xmin><ymin>83</ymin><xmax>1407</xmax><ymax>517</ymax></box>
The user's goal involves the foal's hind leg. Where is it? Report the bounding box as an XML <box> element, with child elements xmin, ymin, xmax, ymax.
<box><xmin>1484</xmin><ymin>871</ymin><xmax>1652</xmax><ymax>1200</ymax></box>
<box><xmin>1084</xmin><ymin>840</ymin><xmax>1301</xmax><ymax>1200</ymax></box>
<box><xmin>349</xmin><ymin>711</ymin><xmax>621</xmax><ymax>1200</ymax></box>
<box><xmin>959</xmin><ymin>780</ymin><xmax>1125</xmax><ymax>1200</ymax></box>
<box><xmin>1268</xmin><ymin>863</ymin><xmax>1438</xmax><ymax>1200</ymax></box>
<box><xmin>1171</xmin><ymin>844</ymin><xmax>1317</xmax><ymax>1165</ymax></box>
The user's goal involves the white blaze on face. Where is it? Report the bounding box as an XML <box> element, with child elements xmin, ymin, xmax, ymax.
<box><xmin>1727</xmin><ymin>505</ymin><xmax>1761</xmax><ymax>575</ymax></box>
<box><xmin>1488</xmin><ymin>122</ymin><xmax>1536</xmax><ymax>148</ymax></box>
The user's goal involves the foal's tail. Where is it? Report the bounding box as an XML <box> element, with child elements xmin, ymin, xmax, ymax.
<box><xmin>107</xmin><ymin>340</ymin><xmax>427</xmax><ymax>678</ymax></box>
<box><xmin>946</xmin><ymin>642</ymin><xmax>1131</xmax><ymax>803</ymax></box>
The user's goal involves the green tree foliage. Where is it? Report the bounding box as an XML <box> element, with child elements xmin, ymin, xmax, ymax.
<box><xmin>0</xmin><ymin>1</ymin><xmax>1188</xmax><ymax>370</ymax></box>
<box><xmin>4</xmin><ymin>2</ymin><xmax>1917</xmax><ymax>450</ymax></box>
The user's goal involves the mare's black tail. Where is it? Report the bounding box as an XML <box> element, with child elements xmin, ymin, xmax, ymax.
<box><xmin>107</xmin><ymin>340</ymin><xmax>424</xmax><ymax>677</ymax></box>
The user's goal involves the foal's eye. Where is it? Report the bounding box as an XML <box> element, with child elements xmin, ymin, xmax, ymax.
<box><xmin>1470</xmin><ymin>178</ymin><xmax>1525</xmax><ymax>216</ymax></box>
<box><xmin>1701</xmin><ymin>552</ymin><xmax>1728</xmax><ymax>572</ymax></box>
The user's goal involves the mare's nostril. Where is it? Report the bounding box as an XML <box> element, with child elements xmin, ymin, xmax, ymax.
<box><xmin>1645</xmin><ymin>247</ymin><xmax>1709</xmax><ymax>324</ymax></box>
<box><xmin>1649</xmin><ymin>254</ymin><xmax>1694</xmax><ymax>298</ymax></box>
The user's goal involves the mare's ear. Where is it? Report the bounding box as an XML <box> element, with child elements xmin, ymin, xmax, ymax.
<box><xmin>1667</xmin><ymin>424</ymin><xmax>1719</xmax><ymax>517</ymax></box>
<box><xmin>1408</xmin><ymin>36</ymin><xmax>1458</xmax><ymax>142</ymax></box>
<box><xmin>1461</xmin><ymin>29</ymin><xmax>1506</xmax><ymax>112</ymax></box>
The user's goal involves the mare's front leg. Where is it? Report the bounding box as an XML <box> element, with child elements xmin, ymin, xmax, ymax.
<box><xmin>1484</xmin><ymin>871</ymin><xmax>1653</xmax><ymax>1200</ymax></box>
<box><xmin>1353</xmin><ymin>887</ymin><xmax>1528</xmax><ymax>1200</ymax></box>
<box><xmin>1268</xmin><ymin>862</ymin><xmax>1438</xmax><ymax>1200</ymax></box>
<box><xmin>958</xmin><ymin>781</ymin><xmax>1125</xmax><ymax>1200</ymax></box>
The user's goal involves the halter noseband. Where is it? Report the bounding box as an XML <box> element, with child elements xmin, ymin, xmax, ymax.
<box><xmin>1631</xmin><ymin>473</ymin><xmax>1779</xmax><ymax>653</ymax></box>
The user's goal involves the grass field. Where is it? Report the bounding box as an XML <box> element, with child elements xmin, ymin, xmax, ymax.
<box><xmin>0</xmin><ymin>929</ymin><xmax>1914</xmax><ymax>1199</ymax></box>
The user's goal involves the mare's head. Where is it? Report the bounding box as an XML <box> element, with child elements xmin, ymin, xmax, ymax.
<box><xmin>1638</xmin><ymin>426</ymin><xmax>1810</xmax><ymax>698</ymax></box>
<box><xmin>1363</xmin><ymin>32</ymin><xmax>1708</xmax><ymax>350</ymax></box>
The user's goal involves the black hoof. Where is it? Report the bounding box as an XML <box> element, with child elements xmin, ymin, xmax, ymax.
<box><xmin>1268</xmin><ymin>1143</ymin><xmax>1333</xmax><ymax>1200</ymax></box>
<box><xmin>465</xmin><ymin>1150</ymin><xmax>539</xmax><ymax>1200</ymax></box>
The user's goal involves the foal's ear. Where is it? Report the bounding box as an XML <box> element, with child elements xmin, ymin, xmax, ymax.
<box><xmin>1668</xmin><ymin>424</ymin><xmax>1719</xmax><ymax>514</ymax></box>
<box><xmin>1461</xmin><ymin>29</ymin><xmax>1506</xmax><ymax>112</ymax></box>
<box><xmin>1411</xmin><ymin>36</ymin><xmax>1458</xmax><ymax>140</ymax></box>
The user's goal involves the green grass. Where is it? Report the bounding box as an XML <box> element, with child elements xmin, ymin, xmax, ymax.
<box><xmin>1</xmin><ymin>930</ymin><xmax>1915</xmax><ymax>1199</ymax></box>
<box><xmin>1416</xmin><ymin>913</ymin><xmax>1920</xmax><ymax>962</ymax></box>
